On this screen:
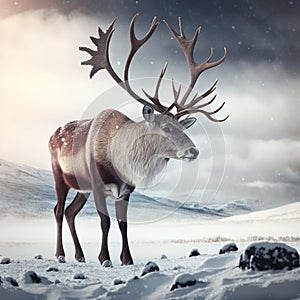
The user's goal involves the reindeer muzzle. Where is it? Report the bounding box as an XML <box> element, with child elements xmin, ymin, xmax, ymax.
<box><xmin>178</xmin><ymin>147</ymin><xmax>199</xmax><ymax>161</ymax></box>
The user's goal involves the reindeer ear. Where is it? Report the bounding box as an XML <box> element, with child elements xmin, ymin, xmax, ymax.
<box><xmin>143</xmin><ymin>105</ymin><xmax>155</xmax><ymax>123</ymax></box>
<box><xmin>180</xmin><ymin>117</ymin><xmax>196</xmax><ymax>130</ymax></box>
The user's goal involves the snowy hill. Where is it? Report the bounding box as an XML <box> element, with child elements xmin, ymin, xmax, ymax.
<box><xmin>0</xmin><ymin>160</ymin><xmax>299</xmax><ymax>299</ymax></box>
<box><xmin>0</xmin><ymin>158</ymin><xmax>262</xmax><ymax>220</ymax></box>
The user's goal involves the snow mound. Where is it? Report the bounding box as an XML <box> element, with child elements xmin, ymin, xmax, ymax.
<box><xmin>239</xmin><ymin>241</ymin><xmax>300</xmax><ymax>271</ymax></box>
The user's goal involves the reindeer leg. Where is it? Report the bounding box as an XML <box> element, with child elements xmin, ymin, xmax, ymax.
<box><xmin>93</xmin><ymin>186</ymin><xmax>112</xmax><ymax>267</ymax></box>
<box><xmin>54</xmin><ymin>181</ymin><xmax>69</xmax><ymax>263</ymax></box>
<box><xmin>65</xmin><ymin>192</ymin><xmax>90</xmax><ymax>262</ymax></box>
<box><xmin>115</xmin><ymin>196</ymin><xmax>133</xmax><ymax>265</ymax></box>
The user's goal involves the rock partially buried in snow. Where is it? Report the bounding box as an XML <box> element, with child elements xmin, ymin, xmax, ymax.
<box><xmin>161</xmin><ymin>254</ymin><xmax>167</xmax><ymax>260</ymax></box>
<box><xmin>219</xmin><ymin>242</ymin><xmax>238</xmax><ymax>254</ymax></box>
<box><xmin>73</xmin><ymin>273</ymin><xmax>86</xmax><ymax>280</ymax></box>
<box><xmin>34</xmin><ymin>254</ymin><xmax>43</xmax><ymax>260</ymax></box>
<box><xmin>140</xmin><ymin>261</ymin><xmax>159</xmax><ymax>277</ymax></box>
<box><xmin>46</xmin><ymin>266</ymin><xmax>59</xmax><ymax>272</ymax></box>
<box><xmin>170</xmin><ymin>273</ymin><xmax>197</xmax><ymax>291</ymax></box>
<box><xmin>0</xmin><ymin>257</ymin><xmax>11</xmax><ymax>264</ymax></box>
<box><xmin>189</xmin><ymin>248</ymin><xmax>200</xmax><ymax>257</ymax></box>
<box><xmin>5</xmin><ymin>277</ymin><xmax>19</xmax><ymax>287</ymax></box>
<box><xmin>22</xmin><ymin>271</ymin><xmax>42</xmax><ymax>284</ymax></box>
<box><xmin>113</xmin><ymin>278</ymin><xmax>125</xmax><ymax>285</ymax></box>
<box><xmin>239</xmin><ymin>241</ymin><xmax>300</xmax><ymax>271</ymax></box>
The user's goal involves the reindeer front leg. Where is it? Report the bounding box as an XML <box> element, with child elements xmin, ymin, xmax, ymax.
<box><xmin>115</xmin><ymin>196</ymin><xmax>133</xmax><ymax>265</ymax></box>
<box><xmin>93</xmin><ymin>185</ymin><xmax>112</xmax><ymax>267</ymax></box>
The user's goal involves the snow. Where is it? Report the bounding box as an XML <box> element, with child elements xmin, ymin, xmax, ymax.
<box><xmin>0</xmin><ymin>159</ymin><xmax>300</xmax><ymax>298</ymax></box>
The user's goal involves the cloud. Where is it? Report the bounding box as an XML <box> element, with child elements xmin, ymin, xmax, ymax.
<box><xmin>0</xmin><ymin>10</ymin><xmax>117</xmax><ymax>168</ymax></box>
<box><xmin>0</xmin><ymin>7</ymin><xmax>299</xmax><ymax>208</ymax></box>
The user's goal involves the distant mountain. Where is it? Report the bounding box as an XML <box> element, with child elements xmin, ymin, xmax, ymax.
<box><xmin>0</xmin><ymin>159</ymin><xmax>260</xmax><ymax>221</ymax></box>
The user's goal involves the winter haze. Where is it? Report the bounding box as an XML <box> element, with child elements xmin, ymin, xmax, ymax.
<box><xmin>0</xmin><ymin>0</ymin><xmax>299</xmax><ymax>208</ymax></box>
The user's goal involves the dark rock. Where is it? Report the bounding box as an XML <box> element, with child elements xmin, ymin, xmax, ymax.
<box><xmin>46</xmin><ymin>267</ymin><xmax>59</xmax><ymax>272</ymax></box>
<box><xmin>219</xmin><ymin>242</ymin><xmax>238</xmax><ymax>254</ymax></box>
<box><xmin>161</xmin><ymin>254</ymin><xmax>167</xmax><ymax>260</ymax></box>
<box><xmin>189</xmin><ymin>248</ymin><xmax>200</xmax><ymax>257</ymax></box>
<box><xmin>140</xmin><ymin>261</ymin><xmax>159</xmax><ymax>277</ymax></box>
<box><xmin>170</xmin><ymin>274</ymin><xmax>196</xmax><ymax>291</ymax></box>
<box><xmin>22</xmin><ymin>271</ymin><xmax>42</xmax><ymax>284</ymax></box>
<box><xmin>113</xmin><ymin>278</ymin><xmax>125</xmax><ymax>285</ymax></box>
<box><xmin>0</xmin><ymin>257</ymin><xmax>11</xmax><ymax>264</ymax></box>
<box><xmin>34</xmin><ymin>254</ymin><xmax>43</xmax><ymax>260</ymax></box>
<box><xmin>73</xmin><ymin>273</ymin><xmax>86</xmax><ymax>280</ymax></box>
<box><xmin>239</xmin><ymin>241</ymin><xmax>299</xmax><ymax>271</ymax></box>
<box><xmin>5</xmin><ymin>277</ymin><xmax>19</xmax><ymax>287</ymax></box>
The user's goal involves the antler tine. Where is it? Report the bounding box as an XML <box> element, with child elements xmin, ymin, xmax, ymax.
<box><xmin>122</xmin><ymin>14</ymin><xmax>162</xmax><ymax>110</ymax></box>
<box><xmin>142</xmin><ymin>63</ymin><xmax>169</xmax><ymax>113</ymax></box>
<box><xmin>171</xmin><ymin>79</ymin><xmax>181</xmax><ymax>103</ymax></box>
<box><xmin>79</xmin><ymin>19</ymin><xmax>121</xmax><ymax>81</ymax></box>
<box><xmin>164</xmin><ymin>17</ymin><xmax>227</xmax><ymax>103</ymax></box>
<box><xmin>80</xmin><ymin>15</ymin><xmax>162</xmax><ymax>110</ymax></box>
<box><xmin>175</xmin><ymin>101</ymin><xmax>229</xmax><ymax>122</ymax></box>
<box><xmin>181</xmin><ymin>80</ymin><xmax>218</xmax><ymax>110</ymax></box>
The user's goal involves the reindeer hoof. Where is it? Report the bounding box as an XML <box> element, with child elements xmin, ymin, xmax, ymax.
<box><xmin>77</xmin><ymin>257</ymin><xmax>85</xmax><ymax>263</ymax></box>
<box><xmin>57</xmin><ymin>256</ymin><xmax>65</xmax><ymax>263</ymax></box>
<box><xmin>102</xmin><ymin>260</ymin><xmax>113</xmax><ymax>268</ymax></box>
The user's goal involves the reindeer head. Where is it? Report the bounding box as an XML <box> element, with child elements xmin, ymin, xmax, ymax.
<box><xmin>79</xmin><ymin>14</ymin><xmax>227</xmax><ymax>163</ymax></box>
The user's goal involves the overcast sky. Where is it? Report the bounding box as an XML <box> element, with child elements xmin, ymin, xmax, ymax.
<box><xmin>0</xmin><ymin>0</ymin><xmax>299</xmax><ymax>208</ymax></box>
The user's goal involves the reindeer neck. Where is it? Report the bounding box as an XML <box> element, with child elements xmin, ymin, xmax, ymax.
<box><xmin>109</xmin><ymin>120</ymin><xmax>168</xmax><ymax>187</ymax></box>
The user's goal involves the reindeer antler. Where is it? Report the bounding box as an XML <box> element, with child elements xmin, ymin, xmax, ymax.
<box><xmin>80</xmin><ymin>14</ymin><xmax>169</xmax><ymax>112</ymax></box>
<box><xmin>80</xmin><ymin>15</ymin><xmax>228</xmax><ymax>122</ymax></box>
<box><xmin>164</xmin><ymin>17</ymin><xmax>228</xmax><ymax>122</ymax></box>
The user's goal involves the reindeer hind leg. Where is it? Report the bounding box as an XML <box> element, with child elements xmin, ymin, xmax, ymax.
<box><xmin>65</xmin><ymin>192</ymin><xmax>90</xmax><ymax>262</ymax></box>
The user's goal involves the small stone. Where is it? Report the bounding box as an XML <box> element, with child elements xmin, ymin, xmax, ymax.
<box><xmin>34</xmin><ymin>254</ymin><xmax>43</xmax><ymax>260</ymax></box>
<box><xmin>140</xmin><ymin>261</ymin><xmax>159</xmax><ymax>277</ymax></box>
<box><xmin>170</xmin><ymin>273</ymin><xmax>197</xmax><ymax>291</ymax></box>
<box><xmin>113</xmin><ymin>278</ymin><xmax>125</xmax><ymax>285</ymax></box>
<box><xmin>0</xmin><ymin>257</ymin><xmax>11</xmax><ymax>264</ymax></box>
<box><xmin>219</xmin><ymin>242</ymin><xmax>238</xmax><ymax>254</ymax></box>
<box><xmin>161</xmin><ymin>254</ymin><xmax>167</xmax><ymax>259</ymax></box>
<box><xmin>189</xmin><ymin>248</ymin><xmax>200</xmax><ymax>257</ymax></box>
<box><xmin>23</xmin><ymin>271</ymin><xmax>42</xmax><ymax>284</ymax></box>
<box><xmin>74</xmin><ymin>273</ymin><xmax>86</xmax><ymax>280</ymax></box>
<box><xmin>46</xmin><ymin>267</ymin><xmax>59</xmax><ymax>272</ymax></box>
<box><xmin>5</xmin><ymin>277</ymin><xmax>18</xmax><ymax>287</ymax></box>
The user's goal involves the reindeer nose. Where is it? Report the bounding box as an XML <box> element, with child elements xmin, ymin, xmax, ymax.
<box><xmin>189</xmin><ymin>147</ymin><xmax>199</xmax><ymax>158</ymax></box>
<box><xmin>184</xmin><ymin>147</ymin><xmax>199</xmax><ymax>160</ymax></box>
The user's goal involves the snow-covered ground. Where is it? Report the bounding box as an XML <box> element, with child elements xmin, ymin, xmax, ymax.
<box><xmin>0</xmin><ymin>159</ymin><xmax>300</xmax><ymax>299</ymax></box>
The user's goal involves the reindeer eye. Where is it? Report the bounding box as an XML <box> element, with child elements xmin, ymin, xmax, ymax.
<box><xmin>162</xmin><ymin>126</ymin><xmax>172</xmax><ymax>133</ymax></box>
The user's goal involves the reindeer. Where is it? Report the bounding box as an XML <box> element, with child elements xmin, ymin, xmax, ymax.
<box><xmin>49</xmin><ymin>14</ymin><xmax>227</xmax><ymax>266</ymax></box>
